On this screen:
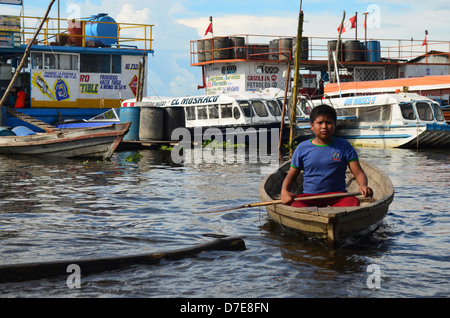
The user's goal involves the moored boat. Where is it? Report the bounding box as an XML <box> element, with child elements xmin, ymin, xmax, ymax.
<box><xmin>258</xmin><ymin>160</ymin><xmax>394</xmax><ymax>248</ymax></box>
<box><xmin>308</xmin><ymin>93</ymin><xmax>450</xmax><ymax>148</ymax></box>
<box><xmin>122</xmin><ymin>92</ymin><xmax>297</xmax><ymax>145</ymax></box>
<box><xmin>0</xmin><ymin>122</ymin><xmax>130</xmax><ymax>160</ymax></box>
<box><xmin>0</xmin><ymin>11</ymin><xmax>153</xmax><ymax>127</ymax></box>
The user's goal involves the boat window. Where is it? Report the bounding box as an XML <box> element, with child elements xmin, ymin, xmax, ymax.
<box><xmin>31</xmin><ymin>53</ymin><xmax>43</xmax><ymax>69</ymax></box>
<box><xmin>336</xmin><ymin>108</ymin><xmax>356</xmax><ymax>116</ymax></box>
<box><xmin>233</xmin><ymin>106</ymin><xmax>241</xmax><ymax>120</ymax></box>
<box><xmin>415</xmin><ymin>102</ymin><xmax>433</xmax><ymax>121</ymax></box>
<box><xmin>357</xmin><ymin>106</ymin><xmax>381</xmax><ymax>122</ymax></box>
<box><xmin>208</xmin><ymin>105</ymin><xmax>219</xmax><ymax>119</ymax></box>
<box><xmin>111</xmin><ymin>55</ymin><xmax>121</xmax><ymax>74</ymax></box>
<box><xmin>433</xmin><ymin>103</ymin><xmax>445</xmax><ymax>121</ymax></box>
<box><xmin>44</xmin><ymin>53</ymin><xmax>56</xmax><ymax>70</ymax></box>
<box><xmin>220</xmin><ymin>103</ymin><xmax>233</xmax><ymax>118</ymax></box>
<box><xmin>252</xmin><ymin>101</ymin><xmax>268</xmax><ymax>117</ymax></box>
<box><xmin>80</xmin><ymin>54</ymin><xmax>111</xmax><ymax>73</ymax></box>
<box><xmin>59</xmin><ymin>54</ymin><xmax>79</xmax><ymax>70</ymax></box>
<box><xmin>39</xmin><ymin>53</ymin><xmax>78</xmax><ymax>71</ymax></box>
<box><xmin>185</xmin><ymin>107</ymin><xmax>196</xmax><ymax>120</ymax></box>
<box><xmin>400</xmin><ymin>103</ymin><xmax>416</xmax><ymax>120</ymax></box>
<box><xmin>299</xmin><ymin>99</ymin><xmax>311</xmax><ymax>115</ymax></box>
<box><xmin>381</xmin><ymin>105</ymin><xmax>391</xmax><ymax>121</ymax></box>
<box><xmin>276</xmin><ymin>99</ymin><xmax>284</xmax><ymax>112</ymax></box>
<box><xmin>267</xmin><ymin>100</ymin><xmax>282</xmax><ymax>116</ymax></box>
<box><xmin>239</xmin><ymin>101</ymin><xmax>253</xmax><ymax>117</ymax></box>
<box><xmin>197</xmin><ymin>106</ymin><xmax>208</xmax><ymax>119</ymax></box>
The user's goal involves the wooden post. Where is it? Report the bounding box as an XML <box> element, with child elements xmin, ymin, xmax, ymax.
<box><xmin>334</xmin><ymin>11</ymin><xmax>346</xmax><ymax>83</ymax></box>
<box><xmin>279</xmin><ymin>62</ymin><xmax>291</xmax><ymax>160</ymax></box>
<box><xmin>289</xmin><ymin>9</ymin><xmax>304</xmax><ymax>157</ymax></box>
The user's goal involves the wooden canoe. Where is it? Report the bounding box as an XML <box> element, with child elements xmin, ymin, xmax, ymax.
<box><xmin>0</xmin><ymin>122</ymin><xmax>130</xmax><ymax>160</ymax></box>
<box><xmin>258</xmin><ymin>160</ymin><xmax>394</xmax><ymax>248</ymax></box>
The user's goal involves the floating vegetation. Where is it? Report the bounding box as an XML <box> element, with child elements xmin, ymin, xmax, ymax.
<box><xmin>125</xmin><ymin>152</ymin><xmax>143</xmax><ymax>162</ymax></box>
<box><xmin>202</xmin><ymin>139</ymin><xmax>246</xmax><ymax>149</ymax></box>
<box><xmin>159</xmin><ymin>145</ymin><xmax>173</xmax><ymax>151</ymax></box>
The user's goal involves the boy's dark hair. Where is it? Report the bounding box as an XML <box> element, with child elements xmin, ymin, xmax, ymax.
<box><xmin>310</xmin><ymin>104</ymin><xmax>337</xmax><ymax>124</ymax></box>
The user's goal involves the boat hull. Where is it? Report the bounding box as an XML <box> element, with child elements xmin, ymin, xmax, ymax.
<box><xmin>334</xmin><ymin>124</ymin><xmax>450</xmax><ymax>148</ymax></box>
<box><xmin>184</xmin><ymin>122</ymin><xmax>288</xmax><ymax>146</ymax></box>
<box><xmin>259</xmin><ymin>160</ymin><xmax>394</xmax><ymax>248</ymax></box>
<box><xmin>0</xmin><ymin>123</ymin><xmax>130</xmax><ymax>160</ymax></box>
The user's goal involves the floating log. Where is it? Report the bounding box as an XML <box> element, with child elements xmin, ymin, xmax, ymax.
<box><xmin>0</xmin><ymin>237</ymin><xmax>246</xmax><ymax>284</ymax></box>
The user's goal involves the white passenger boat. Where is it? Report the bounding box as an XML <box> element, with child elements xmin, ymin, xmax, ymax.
<box><xmin>122</xmin><ymin>92</ymin><xmax>304</xmax><ymax>144</ymax></box>
<box><xmin>309</xmin><ymin>93</ymin><xmax>450</xmax><ymax>148</ymax></box>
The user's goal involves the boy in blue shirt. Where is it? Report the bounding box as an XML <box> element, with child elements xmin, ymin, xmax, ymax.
<box><xmin>281</xmin><ymin>104</ymin><xmax>373</xmax><ymax>207</ymax></box>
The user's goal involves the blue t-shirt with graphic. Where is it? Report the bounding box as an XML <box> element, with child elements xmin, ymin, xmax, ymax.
<box><xmin>291</xmin><ymin>137</ymin><xmax>358</xmax><ymax>194</ymax></box>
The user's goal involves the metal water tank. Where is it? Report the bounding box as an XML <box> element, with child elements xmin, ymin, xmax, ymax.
<box><xmin>364</xmin><ymin>40</ymin><xmax>381</xmax><ymax>62</ymax></box>
<box><xmin>213</xmin><ymin>37</ymin><xmax>231</xmax><ymax>60</ymax></box>
<box><xmin>197</xmin><ymin>40</ymin><xmax>206</xmax><ymax>62</ymax></box>
<box><xmin>84</xmin><ymin>13</ymin><xmax>118</xmax><ymax>47</ymax></box>
<box><xmin>138</xmin><ymin>104</ymin><xmax>164</xmax><ymax>140</ymax></box>
<box><xmin>344</xmin><ymin>40</ymin><xmax>363</xmax><ymax>62</ymax></box>
<box><xmin>279</xmin><ymin>38</ymin><xmax>293</xmax><ymax>61</ymax></box>
<box><xmin>327</xmin><ymin>40</ymin><xmax>344</xmax><ymax>62</ymax></box>
<box><xmin>204</xmin><ymin>39</ymin><xmax>213</xmax><ymax>61</ymax></box>
<box><xmin>120</xmin><ymin>106</ymin><xmax>140</xmax><ymax>141</ymax></box>
<box><xmin>292</xmin><ymin>37</ymin><xmax>309</xmax><ymax>60</ymax></box>
<box><xmin>163</xmin><ymin>107</ymin><xmax>185</xmax><ymax>141</ymax></box>
<box><xmin>269</xmin><ymin>39</ymin><xmax>279</xmax><ymax>60</ymax></box>
<box><xmin>229</xmin><ymin>36</ymin><xmax>246</xmax><ymax>59</ymax></box>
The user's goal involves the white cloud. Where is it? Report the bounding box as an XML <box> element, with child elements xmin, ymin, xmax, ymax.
<box><xmin>177</xmin><ymin>15</ymin><xmax>299</xmax><ymax>37</ymax></box>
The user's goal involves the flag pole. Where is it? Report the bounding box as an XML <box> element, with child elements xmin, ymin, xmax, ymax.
<box><xmin>210</xmin><ymin>16</ymin><xmax>213</xmax><ymax>38</ymax></box>
<box><xmin>363</xmin><ymin>12</ymin><xmax>368</xmax><ymax>61</ymax></box>
<box><xmin>335</xmin><ymin>11</ymin><xmax>345</xmax><ymax>83</ymax></box>
<box><xmin>210</xmin><ymin>16</ymin><xmax>214</xmax><ymax>61</ymax></box>
<box><xmin>355</xmin><ymin>11</ymin><xmax>357</xmax><ymax>41</ymax></box>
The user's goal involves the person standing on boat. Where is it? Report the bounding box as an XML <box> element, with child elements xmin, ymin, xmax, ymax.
<box><xmin>281</xmin><ymin>104</ymin><xmax>373</xmax><ymax>207</ymax></box>
<box><xmin>14</xmin><ymin>89</ymin><xmax>26</xmax><ymax>108</ymax></box>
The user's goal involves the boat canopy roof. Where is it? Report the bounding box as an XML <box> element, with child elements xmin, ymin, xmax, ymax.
<box><xmin>122</xmin><ymin>91</ymin><xmax>285</xmax><ymax>108</ymax></box>
<box><xmin>324</xmin><ymin>75</ymin><xmax>450</xmax><ymax>97</ymax></box>
<box><xmin>321</xmin><ymin>92</ymin><xmax>437</xmax><ymax>108</ymax></box>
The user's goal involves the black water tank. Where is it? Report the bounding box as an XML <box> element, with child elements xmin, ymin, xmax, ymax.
<box><xmin>327</xmin><ymin>40</ymin><xmax>344</xmax><ymax>62</ymax></box>
<box><xmin>163</xmin><ymin>107</ymin><xmax>186</xmax><ymax>141</ymax></box>
<box><xmin>344</xmin><ymin>40</ymin><xmax>363</xmax><ymax>62</ymax></box>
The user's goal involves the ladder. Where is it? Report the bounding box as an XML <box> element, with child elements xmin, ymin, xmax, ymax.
<box><xmin>6</xmin><ymin>108</ymin><xmax>61</xmax><ymax>133</ymax></box>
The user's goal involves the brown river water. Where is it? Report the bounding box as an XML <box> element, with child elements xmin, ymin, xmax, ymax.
<box><xmin>0</xmin><ymin>146</ymin><xmax>448</xmax><ymax>301</ymax></box>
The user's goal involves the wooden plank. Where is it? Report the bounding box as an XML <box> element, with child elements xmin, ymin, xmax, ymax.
<box><xmin>6</xmin><ymin>108</ymin><xmax>61</xmax><ymax>133</ymax></box>
<box><xmin>0</xmin><ymin>237</ymin><xmax>246</xmax><ymax>283</ymax></box>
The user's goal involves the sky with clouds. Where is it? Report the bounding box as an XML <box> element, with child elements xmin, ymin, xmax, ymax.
<box><xmin>2</xmin><ymin>0</ymin><xmax>449</xmax><ymax>97</ymax></box>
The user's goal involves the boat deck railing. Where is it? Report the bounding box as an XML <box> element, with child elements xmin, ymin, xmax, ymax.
<box><xmin>190</xmin><ymin>34</ymin><xmax>450</xmax><ymax>67</ymax></box>
<box><xmin>5</xmin><ymin>15</ymin><xmax>154</xmax><ymax>51</ymax></box>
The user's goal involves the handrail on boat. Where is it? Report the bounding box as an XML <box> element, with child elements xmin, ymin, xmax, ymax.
<box><xmin>190</xmin><ymin>34</ymin><xmax>450</xmax><ymax>66</ymax></box>
<box><xmin>6</xmin><ymin>15</ymin><xmax>154</xmax><ymax>51</ymax></box>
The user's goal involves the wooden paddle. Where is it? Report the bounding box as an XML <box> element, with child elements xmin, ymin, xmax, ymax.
<box><xmin>196</xmin><ymin>192</ymin><xmax>361</xmax><ymax>214</ymax></box>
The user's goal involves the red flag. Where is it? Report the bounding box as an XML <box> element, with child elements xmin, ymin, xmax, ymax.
<box><xmin>204</xmin><ymin>22</ymin><xmax>213</xmax><ymax>36</ymax></box>
<box><xmin>422</xmin><ymin>31</ymin><xmax>428</xmax><ymax>46</ymax></box>
<box><xmin>337</xmin><ymin>14</ymin><xmax>357</xmax><ymax>33</ymax></box>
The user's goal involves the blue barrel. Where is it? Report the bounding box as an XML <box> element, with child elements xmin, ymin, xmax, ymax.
<box><xmin>12</xmin><ymin>126</ymin><xmax>36</xmax><ymax>136</ymax></box>
<box><xmin>365</xmin><ymin>41</ymin><xmax>381</xmax><ymax>62</ymax></box>
<box><xmin>84</xmin><ymin>13</ymin><xmax>118</xmax><ymax>47</ymax></box>
<box><xmin>0</xmin><ymin>127</ymin><xmax>15</xmax><ymax>136</ymax></box>
<box><xmin>120</xmin><ymin>107</ymin><xmax>140</xmax><ymax>141</ymax></box>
